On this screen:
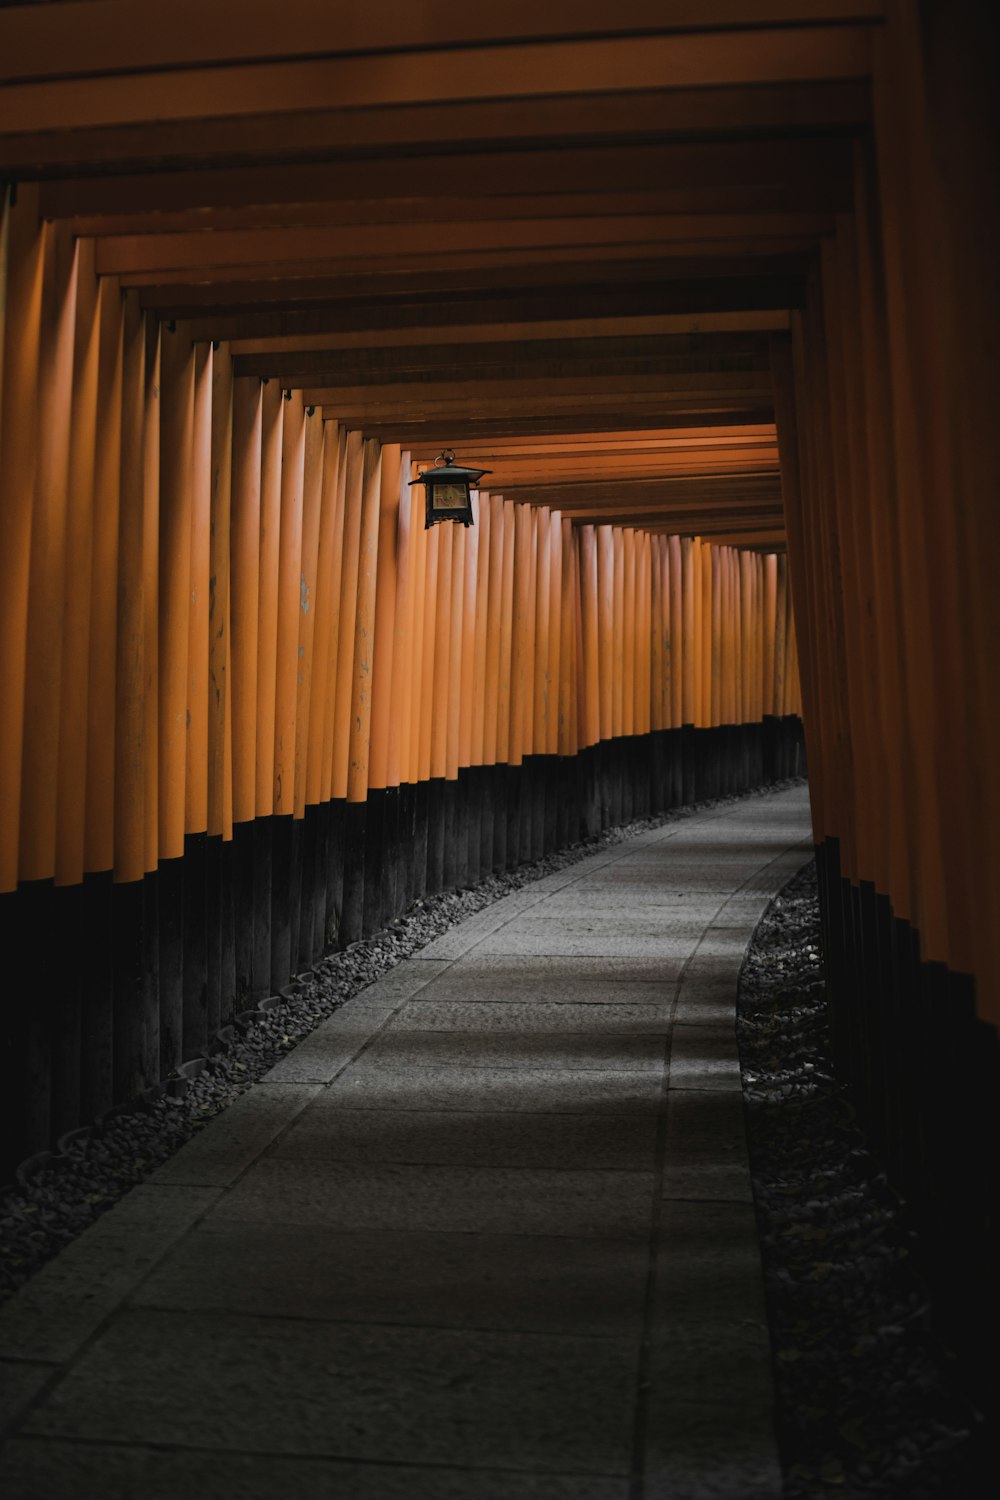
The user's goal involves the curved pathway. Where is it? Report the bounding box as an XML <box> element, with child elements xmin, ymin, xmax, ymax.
<box><xmin>0</xmin><ymin>785</ymin><xmax>812</xmax><ymax>1499</ymax></box>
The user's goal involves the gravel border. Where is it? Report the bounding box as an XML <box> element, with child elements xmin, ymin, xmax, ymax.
<box><xmin>1</xmin><ymin>778</ymin><xmax>804</xmax><ymax>1308</ymax></box>
<box><xmin>737</xmin><ymin>861</ymin><xmax>986</xmax><ymax>1498</ymax></box>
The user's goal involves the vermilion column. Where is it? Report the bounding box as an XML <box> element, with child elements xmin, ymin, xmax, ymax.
<box><xmin>57</xmin><ymin>238</ymin><xmax>99</xmax><ymax>887</ymax></box>
<box><xmin>255</xmin><ymin>380</ymin><xmax>284</xmax><ymax>819</ymax></box>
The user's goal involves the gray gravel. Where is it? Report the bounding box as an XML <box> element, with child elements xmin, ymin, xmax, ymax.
<box><xmin>738</xmin><ymin>862</ymin><xmax>986</xmax><ymax>1498</ymax></box>
<box><xmin>0</xmin><ymin>778</ymin><xmax>803</xmax><ymax>1307</ymax></box>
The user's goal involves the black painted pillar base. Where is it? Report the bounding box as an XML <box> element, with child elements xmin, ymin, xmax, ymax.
<box><xmin>340</xmin><ymin>800</ymin><xmax>367</xmax><ymax>948</ymax></box>
<box><xmin>362</xmin><ymin>788</ymin><xmax>387</xmax><ymax>937</ymax></box>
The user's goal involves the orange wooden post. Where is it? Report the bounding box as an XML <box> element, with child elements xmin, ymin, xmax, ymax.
<box><xmin>561</xmin><ymin>518</ymin><xmax>580</xmax><ymax>754</ymax></box>
<box><xmin>639</xmin><ymin>533</ymin><xmax>652</xmax><ymax>736</ymax></box>
<box><xmin>533</xmin><ymin>507</ymin><xmax>551</xmax><ymax>759</ymax></box>
<box><xmin>546</xmin><ymin>512</ymin><xmax>562</xmax><ymax>758</ymax></box>
<box><xmin>185</xmin><ymin>342</ymin><xmax>212</xmax><ymax>843</ymax></box>
<box><xmin>85</xmin><ymin>276</ymin><xmax>123</xmax><ymax>876</ymax></box>
<box><xmin>521</xmin><ymin>506</ymin><xmax>539</xmax><ymax>764</ymax></box>
<box><xmin>347</xmin><ymin>441</ymin><xmax>382</xmax><ymax>804</ymax></box>
<box><xmin>272</xmin><ymin>392</ymin><xmax>305</xmax><ymax>818</ymax></box>
<box><xmin>255</xmin><ymin>380</ymin><xmax>284</xmax><ymax>819</ymax></box>
<box><xmin>0</xmin><ymin>185</ymin><xmax>44</xmax><ymax>891</ymax></box>
<box><xmin>332</xmin><ymin>430</ymin><xmax>365</xmax><ymax>800</ymax></box>
<box><xmin>294</xmin><ymin>407</ymin><xmax>325</xmax><ymax>819</ymax></box>
<box><xmin>20</xmin><ymin>222</ymin><xmax>77</xmax><ymax>883</ymax></box>
<box><xmin>114</xmin><ymin>293</ymin><xmax>148</xmax><ymax>886</ymax></box>
<box><xmin>446</xmin><ymin>523</ymin><xmax>465</xmax><ymax>783</ymax></box>
<box><xmin>417</xmin><ymin>519</ymin><xmax>439</xmax><ymax>785</ymax></box>
<box><xmin>208</xmin><ymin>341</ymin><xmax>233</xmax><ymax>843</ymax></box>
<box><xmin>307</xmin><ymin>422</ymin><xmax>340</xmax><ymax>807</ymax></box>
<box><xmin>710</xmin><ymin>548</ymin><xmax>723</xmax><ymax>728</ymax></box>
<box><xmin>387</xmin><ymin>457</ymin><xmax>414</xmax><ymax>791</ymax></box>
<box><xmin>700</xmin><ymin>540</ymin><xmax>713</xmax><ymax>729</ymax></box>
<box><xmin>141</xmin><ymin>315</ymin><xmax>160</xmax><ymax>875</ymax></box>
<box><xmin>611</xmin><ymin>528</ymin><xmax>625</xmax><ymax>744</ymax></box>
<box><xmin>157</xmin><ymin>324</ymin><xmax>195</xmax><ymax>864</ymax></box>
<box><xmin>319</xmin><ymin>425</ymin><xmax>347</xmax><ymax>803</ymax></box>
<box><xmin>496</xmin><ymin>501</ymin><xmax>516</xmax><ymax>766</ymax></box>
<box><xmin>669</xmin><ymin>536</ymin><xmax>683</xmax><ymax>729</ymax></box>
<box><xmin>368</xmin><ymin>442</ymin><xmax>402</xmax><ymax>795</ymax></box>
<box><xmin>56</xmin><ymin>238</ymin><xmax>99</xmax><ymax>887</ymax></box>
<box><xmin>406</xmin><ymin>481</ymin><xmax>428</xmax><ymax>788</ymax></box>
<box><xmin>596</xmin><ymin>526</ymin><xmax>614</xmax><ymax>744</ymax></box>
<box><xmin>459</xmin><ymin>498</ymin><xmax>479</xmax><ymax>773</ymax></box>
<box><xmin>762</xmin><ymin>553</ymin><xmax>777</xmax><ymax>716</ymax></box>
<box><xmin>470</xmin><ymin>493</ymin><xmax>491</xmax><ymax>771</ymax></box>
<box><xmin>681</xmin><ymin>538</ymin><xmax>696</xmax><ymax>727</ymax></box>
<box><xmin>431</xmin><ymin>514</ymin><xmax>453</xmax><ymax>783</ymax></box>
<box><xmin>508</xmin><ymin>504</ymin><xmax>531</xmax><ymax>770</ymax></box>
<box><xmin>229</xmin><ymin>378</ymin><xmax>262</xmax><ymax>829</ymax></box>
<box><xmin>483</xmin><ymin>496</ymin><xmax>505</xmax><ymax>770</ymax></box>
<box><xmin>622</xmin><ymin>529</ymin><xmax>636</xmax><ymax>740</ymax></box>
<box><xmin>650</xmin><ymin>534</ymin><xmax>664</xmax><ymax>734</ymax></box>
<box><xmin>578</xmin><ymin>524</ymin><xmax>600</xmax><ymax>749</ymax></box>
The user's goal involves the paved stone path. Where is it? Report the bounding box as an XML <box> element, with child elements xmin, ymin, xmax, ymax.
<box><xmin>0</xmin><ymin>785</ymin><xmax>811</xmax><ymax>1499</ymax></box>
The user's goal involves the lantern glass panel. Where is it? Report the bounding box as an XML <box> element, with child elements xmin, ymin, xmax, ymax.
<box><xmin>432</xmin><ymin>482</ymin><xmax>469</xmax><ymax>512</ymax></box>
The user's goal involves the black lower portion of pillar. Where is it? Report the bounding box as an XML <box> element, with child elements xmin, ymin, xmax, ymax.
<box><xmin>0</xmin><ymin>715</ymin><xmax>805</xmax><ymax>1178</ymax></box>
<box><xmin>816</xmin><ymin>835</ymin><xmax>1000</xmax><ymax>1438</ymax></box>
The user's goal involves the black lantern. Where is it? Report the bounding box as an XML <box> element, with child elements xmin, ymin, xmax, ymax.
<box><xmin>409</xmin><ymin>450</ymin><xmax>491</xmax><ymax>529</ymax></box>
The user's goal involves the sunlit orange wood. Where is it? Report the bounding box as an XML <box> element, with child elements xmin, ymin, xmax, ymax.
<box><xmin>20</xmin><ymin>223</ymin><xmax>77</xmax><ymax>882</ymax></box>
<box><xmin>446</xmin><ymin>523</ymin><xmax>465</xmax><ymax>781</ymax></box>
<box><xmin>417</xmin><ymin>513</ymin><xmax>439</xmax><ymax>782</ymax></box>
<box><xmin>272</xmin><ymin>391</ymin><xmax>304</xmax><ymax>817</ymax></box>
<box><xmin>185</xmin><ymin>339</ymin><xmax>212</xmax><ymax>837</ymax></box>
<box><xmin>85</xmin><ymin>276</ymin><xmax>123</xmax><ymax>872</ymax></box>
<box><xmin>346</xmin><ymin>439</ymin><xmax>383</xmax><ymax>802</ymax></box>
<box><xmin>496</xmin><ymin>500</ymin><xmax>516</xmax><ymax>764</ymax></box>
<box><xmin>229</xmin><ymin>376</ymin><xmax>262</xmax><ymax>826</ymax></box>
<box><xmin>114</xmin><ymin>292</ymin><xmax>147</xmax><ymax>883</ymax></box>
<box><xmin>142</xmin><ymin>314</ymin><xmax>161</xmax><ymax>874</ymax></box>
<box><xmin>459</xmin><ymin>502</ymin><xmax>478</xmax><ymax>770</ymax></box>
<box><xmin>319</xmin><ymin>424</ymin><xmax>347</xmax><ymax>800</ymax></box>
<box><xmin>622</xmin><ymin>528</ymin><xmax>636</xmax><ymax>739</ymax></box>
<box><xmin>156</xmin><ymin>324</ymin><xmax>195</xmax><ymax>861</ymax></box>
<box><xmin>596</xmin><ymin>526</ymin><xmax>614</xmax><ymax>742</ymax></box>
<box><xmin>0</xmin><ymin>185</ymin><xmax>43</xmax><ymax>889</ymax></box>
<box><xmin>546</xmin><ymin>512</ymin><xmax>562</xmax><ymax>756</ymax></box>
<box><xmin>255</xmin><ymin>379</ymin><xmax>283</xmax><ymax>816</ymax></box>
<box><xmin>307</xmin><ymin>421</ymin><xmax>342</xmax><ymax>804</ymax></box>
<box><xmin>430</xmin><ymin>506</ymin><xmax>453</xmax><ymax>780</ymax></box>
<box><xmin>470</xmin><ymin>492</ymin><xmax>491</xmax><ymax>768</ymax></box>
<box><xmin>483</xmin><ymin>495</ymin><xmax>505</xmax><ymax>768</ymax></box>
<box><xmin>332</xmin><ymin>429</ymin><xmax>364</xmax><ymax>799</ymax></box>
<box><xmin>295</xmin><ymin>407</ymin><xmax>324</xmax><ymax>815</ymax></box>
<box><xmin>367</xmin><ymin>442</ymin><xmax>401</xmax><ymax>791</ymax></box>
<box><xmin>207</xmin><ymin>340</ymin><xmax>233</xmax><ymax>840</ymax></box>
<box><xmin>56</xmin><ymin>238</ymin><xmax>99</xmax><ymax>885</ymax></box>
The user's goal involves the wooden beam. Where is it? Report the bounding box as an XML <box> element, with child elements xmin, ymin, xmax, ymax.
<box><xmin>94</xmin><ymin>214</ymin><xmax>833</xmax><ymax>277</ymax></box>
<box><xmin>0</xmin><ymin>29</ymin><xmax>872</xmax><ymax>136</ymax></box>
<box><xmin>0</xmin><ymin>2</ymin><xmax>885</xmax><ymax>86</ymax></box>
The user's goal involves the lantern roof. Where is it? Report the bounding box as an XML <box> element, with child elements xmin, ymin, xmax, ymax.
<box><xmin>409</xmin><ymin>450</ymin><xmax>492</xmax><ymax>487</ymax></box>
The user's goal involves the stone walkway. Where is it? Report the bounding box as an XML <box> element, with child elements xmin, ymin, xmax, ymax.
<box><xmin>0</xmin><ymin>785</ymin><xmax>811</xmax><ymax>1499</ymax></box>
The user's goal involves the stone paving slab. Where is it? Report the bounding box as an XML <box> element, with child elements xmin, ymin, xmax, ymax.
<box><xmin>134</xmin><ymin>1222</ymin><xmax>650</xmax><ymax>1337</ymax></box>
<box><xmin>360</xmin><ymin>1027</ymin><xmax>667</xmax><ymax>1072</ymax></box>
<box><xmin>324</xmin><ymin>1059</ymin><xmax>665</xmax><ymax>1113</ymax></box>
<box><xmin>21</xmin><ymin>1308</ymin><xmax>639</xmax><ymax>1473</ymax></box>
<box><xmin>209</xmin><ymin>1158</ymin><xmax>655</xmax><ymax>1239</ymax></box>
<box><xmin>272</xmin><ymin>1102</ymin><xmax>659</xmax><ymax>1168</ymax></box>
<box><xmin>0</xmin><ymin>784</ymin><xmax>812</xmax><ymax>1498</ymax></box>
<box><xmin>0</xmin><ymin>1442</ymin><xmax>632</xmax><ymax>1500</ymax></box>
<box><xmin>0</xmin><ymin>1185</ymin><xmax>222</xmax><ymax>1365</ymax></box>
<box><xmin>384</xmin><ymin>999</ymin><xmax>672</xmax><ymax>1033</ymax></box>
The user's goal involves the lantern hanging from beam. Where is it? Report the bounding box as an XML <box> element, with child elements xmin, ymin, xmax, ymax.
<box><xmin>409</xmin><ymin>450</ymin><xmax>491</xmax><ymax>529</ymax></box>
